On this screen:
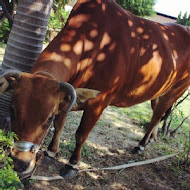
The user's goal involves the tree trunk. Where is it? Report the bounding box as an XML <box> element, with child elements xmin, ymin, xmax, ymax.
<box><xmin>0</xmin><ymin>0</ymin><xmax>53</xmax><ymax>129</ymax></box>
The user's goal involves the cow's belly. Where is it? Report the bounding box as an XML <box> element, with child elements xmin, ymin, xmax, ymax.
<box><xmin>109</xmin><ymin>84</ymin><xmax>170</xmax><ymax>108</ymax></box>
<box><xmin>110</xmin><ymin>93</ymin><xmax>152</xmax><ymax>108</ymax></box>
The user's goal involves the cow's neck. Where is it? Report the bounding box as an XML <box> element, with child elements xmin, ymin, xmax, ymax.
<box><xmin>33</xmin><ymin>71</ymin><xmax>56</xmax><ymax>80</ymax></box>
<box><xmin>31</xmin><ymin>31</ymin><xmax>82</xmax><ymax>83</ymax></box>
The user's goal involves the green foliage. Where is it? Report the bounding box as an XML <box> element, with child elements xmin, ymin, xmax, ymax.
<box><xmin>0</xmin><ymin>129</ymin><xmax>23</xmax><ymax>190</ymax></box>
<box><xmin>48</xmin><ymin>1</ymin><xmax>71</xmax><ymax>30</ymax></box>
<box><xmin>122</xmin><ymin>103</ymin><xmax>152</xmax><ymax>127</ymax></box>
<box><xmin>46</xmin><ymin>1</ymin><xmax>71</xmax><ymax>41</ymax></box>
<box><xmin>0</xmin><ymin>42</ymin><xmax>7</xmax><ymax>48</ymax></box>
<box><xmin>178</xmin><ymin>132</ymin><xmax>190</xmax><ymax>166</ymax></box>
<box><xmin>0</xmin><ymin>18</ymin><xmax>10</xmax><ymax>43</ymax></box>
<box><xmin>167</xmin><ymin>92</ymin><xmax>190</xmax><ymax>134</ymax></box>
<box><xmin>116</xmin><ymin>0</ymin><xmax>156</xmax><ymax>17</ymax></box>
<box><xmin>167</xmin><ymin>161</ymin><xmax>183</xmax><ymax>176</ymax></box>
<box><xmin>59</xmin><ymin>138</ymin><xmax>91</xmax><ymax>158</ymax></box>
<box><xmin>177</xmin><ymin>12</ymin><xmax>190</xmax><ymax>27</ymax></box>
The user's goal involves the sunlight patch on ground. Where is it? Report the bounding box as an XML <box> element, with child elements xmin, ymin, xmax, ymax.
<box><xmin>86</xmin><ymin>140</ymin><xmax>114</xmax><ymax>156</ymax></box>
<box><xmin>102</xmin><ymin>107</ymin><xmax>145</xmax><ymax>134</ymax></box>
<box><xmin>33</xmin><ymin>181</ymin><xmax>50</xmax><ymax>190</ymax></box>
<box><xmin>86</xmin><ymin>171</ymin><xmax>99</xmax><ymax>180</ymax></box>
<box><xmin>57</xmin><ymin>157</ymin><xmax>93</xmax><ymax>170</ymax></box>
<box><xmin>111</xmin><ymin>182</ymin><xmax>129</xmax><ymax>190</ymax></box>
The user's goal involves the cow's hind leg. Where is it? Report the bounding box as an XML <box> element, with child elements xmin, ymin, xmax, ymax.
<box><xmin>135</xmin><ymin>83</ymin><xmax>189</xmax><ymax>154</ymax></box>
<box><xmin>60</xmin><ymin>93</ymin><xmax>111</xmax><ymax>179</ymax></box>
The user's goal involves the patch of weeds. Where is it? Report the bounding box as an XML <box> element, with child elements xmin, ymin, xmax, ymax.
<box><xmin>59</xmin><ymin>138</ymin><xmax>92</xmax><ymax>158</ymax></box>
<box><xmin>48</xmin><ymin>165</ymin><xmax>53</xmax><ymax>173</ymax></box>
<box><xmin>132</xmin><ymin>136</ymin><xmax>142</xmax><ymax>141</ymax></box>
<box><xmin>0</xmin><ymin>130</ymin><xmax>24</xmax><ymax>190</ymax></box>
<box><xmin>122</xmin><ymin>102</ymin><xmax>152</xmax><ymax>127</ymax></box>
<box><xmin>96</xmin><ymin>119</ymin><xmax>107</xmax><ymax>126</ymax></box>
<box><xmin>59</xmin><ymin>139</ymin><xmax>74</xmax><ymax>157</ymax></box>
<box><xmin>177</xmin><ymin>132</ymin><xmax>190</xmax><ymax>166</ymax></box>
<box><xmin>160</xmin><ymin>135</ymin><xmax>170</xmax><ymax>143</ymax></box>
<box><xmin>154</xmin><ymin>142</ymin><xmax>173</xmax><ymax>155</ymax></box>
<box><xmin>64</xmin><ymin>139</ymin><xmax>76</xmax><ymax>153</ymax></box>
<box><xmin>28</xmin><ymin>179</ymin><xmax>36</xmax><ymax>184</ymax></box>
<box><xmin>180</xmin><ymin>182</ymin><xmax>190</xmax><ymax>190</ymax></box>
<box><xmin>167</xmin><ymin>160</ymin><xmax>183</xmax><ymax>176</ymax></box>
<box><xmin>81</xmin><ymin>144</ymin><xmax>92</xmax><ymax>158</ymax></box>
<box><xmin>0</xmin><ymin>42</ymin><xmax>6</xmax><ymax>48</ymax></box>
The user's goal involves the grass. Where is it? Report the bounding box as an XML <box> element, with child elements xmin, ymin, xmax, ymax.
<box><xmin>59</xmin><ymin>138</ymin><xmax>92</xmax><ymax>159</ymax></box>
<box><xmin>126</xmin><ymin>93</ymin><xmax>190</xmax><ymax>134</ymax></box>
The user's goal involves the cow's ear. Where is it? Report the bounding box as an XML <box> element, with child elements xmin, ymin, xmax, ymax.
<box><xmin>76</xmin><ymin>88</ymin><xmax>100</xmax><ymax>104</ymax></box>
<box><xmin>71</xmin><ymin>88</ymin><xmax>100</xmax><ymax>110</ymax></box>
<box><xmin>58</xmin><ymin>88</ymin><xmax>100</xmax><ymax>112</ymax></box>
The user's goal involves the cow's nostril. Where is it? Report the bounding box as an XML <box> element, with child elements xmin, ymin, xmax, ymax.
<box><xmin>12</xmin><ymin>157</ymin><xmax>30</xmax><ymax>173</ymax></box>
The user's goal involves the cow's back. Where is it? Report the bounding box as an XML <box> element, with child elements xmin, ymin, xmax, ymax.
<box><xmin>68</xmin><ymin>1</ymin><xmax>190</xmax><ymax>107</ymax></box>
<box><xmin>34</xmin><ymin>0</ymin><xmax>190</xmax><ymax>107</ymax></box>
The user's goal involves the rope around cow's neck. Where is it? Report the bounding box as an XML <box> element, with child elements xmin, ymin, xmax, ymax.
<box><xmin>29</xmin><ymin>153</ymin><xmax>178</xmax><ymax>181</ymax></box>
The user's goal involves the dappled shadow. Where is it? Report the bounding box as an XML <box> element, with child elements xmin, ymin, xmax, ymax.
<box><xmin>33</xmin><ymin>0</ymin><xmax>190</xmax><ymax>108</ymax></box>
<box><xmin>25</xmin><ymin>105</ymin><xmax>190</xmax><ymax>189</ymax></box>
<box><xmin>6</xmin><ymin>0</ymin><xmax>190</xmax><ymax>188</ymax></box>
<box><xmin>27</xmin><ymin>1</ymin><xmax>190</xmax><ymax>187</ymax></box>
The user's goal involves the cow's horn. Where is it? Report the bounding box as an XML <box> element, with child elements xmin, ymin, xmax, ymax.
<box><xmin>1</xmin><ymin>69</ymin><xmax>22</xmax><ymax>80</ymax></box>
<box><xmin>59</xmin><ymin>82</ymin><xmax>77</xmax><ymax>113</ymax></box>
<box><xmin>0</xmin><ymin>70</ymin><xmax>22</xmax><ymax>93</ymax></box>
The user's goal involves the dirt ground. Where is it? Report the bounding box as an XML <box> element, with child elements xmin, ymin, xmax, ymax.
<box><xmin>23</xmin><ymin>106</ymin><xmax>190</xmax><ymax>190</ymax></box>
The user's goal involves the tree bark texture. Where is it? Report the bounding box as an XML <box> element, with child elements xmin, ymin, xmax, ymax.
<box><xmin>0</xmin><ymin>0</ymin><xmax>53</xmax><ymax>128</ymax></box>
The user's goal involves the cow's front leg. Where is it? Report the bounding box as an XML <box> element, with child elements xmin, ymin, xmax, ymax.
<box><xmin>60</xmin><ymin>95</ymin><xmax>109</xmax><ymax>179</ymax></box>
<box><xmin>43</xmin><ymin>112</ymin><xmax>66</xmax><ymax>163</ymax></box>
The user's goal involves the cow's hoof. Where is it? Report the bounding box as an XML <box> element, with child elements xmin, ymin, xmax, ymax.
<box><xmin>60</xmin><ymin>164</ymin><xmax>78</xmax><ymax>179</ymax></box>
<box><xmin>41</xmin><ymin>152</ymin><xmax>54</xmax><ymax>164</ymax></box>
<box><xmin>132</xmin><ymin>146</ymin><xmax>144</xmax><ymax>154</ymax></box>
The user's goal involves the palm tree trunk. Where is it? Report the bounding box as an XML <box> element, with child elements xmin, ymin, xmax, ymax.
<box><xmin>0</xmin><ymin>0</ymin><xmax>53</xmax><ymax>129</ymax></box>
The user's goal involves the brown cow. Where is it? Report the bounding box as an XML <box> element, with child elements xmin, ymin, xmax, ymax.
<box><xmin>0</xmin><ymin>0</ymin><xmax>190</xmax><ymax>178</ymax></box>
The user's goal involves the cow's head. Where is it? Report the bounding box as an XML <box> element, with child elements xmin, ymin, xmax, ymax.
<box><xmin>0</xmin><ymin>70</ymin><xmax>76</xmax><ymax>174</ymax></box>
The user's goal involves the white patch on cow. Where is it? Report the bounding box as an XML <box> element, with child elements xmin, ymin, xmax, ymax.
<box><xmin>149</xmin><ymin>138</ymin><xmax>155</xmax><ymax>143</ymax></box>
<box><xmin>47</xmin><ymin>150</ymin><xmax>56</xmax><ymax>158</ymax></box>
<box><xmin>67</xmin><ymin>162</ymin><xmax>79</xmax><ymax>169</ymax></box>
<box><xmin>139</xmin><ymin>145</ymin><xmax>145</xmax><ymax>151</ymax></box>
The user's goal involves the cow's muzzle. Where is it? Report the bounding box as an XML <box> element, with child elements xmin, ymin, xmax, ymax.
<box><xmin>11</xmin><ymin>141</ymin><xmax>40</xmax><ymax>174</ymax></box>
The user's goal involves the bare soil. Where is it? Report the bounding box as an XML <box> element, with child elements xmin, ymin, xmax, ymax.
<box><xmin>23</xmin><ymin>107</ymin><xmax>190</xmax><ymax>190</ymax></box>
